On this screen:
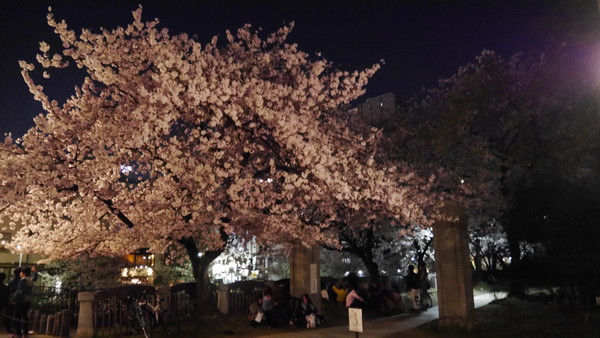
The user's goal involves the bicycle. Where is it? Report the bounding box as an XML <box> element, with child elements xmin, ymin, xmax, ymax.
<box><xmin>129</xmin><ymin>291</ymin><xmax>181</xmax><ymax>337</ymax></box>
<box><xmin>143</xmin><ymin>293</ymin><xmax>181</xmax><ymax>336</ymax></box>
<box><xmin>129</xmin><ymin>296</ymin><xmax>153</xmax><ymax>338</ymax></box>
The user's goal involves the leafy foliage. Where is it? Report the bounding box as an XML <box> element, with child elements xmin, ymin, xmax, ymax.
<box><xmin>44</xmin><ymin>254</ymin><xmax>129</xmax><ymax>291</ymax></box>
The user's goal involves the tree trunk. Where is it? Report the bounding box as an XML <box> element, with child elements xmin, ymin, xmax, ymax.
<box><xmin>415</xmin><ymin>237</ymin><xmax>433</xmax><ymax>269</ymax></box>
<box><xmin>194</xmin><ymin>249</ymin><xmax>222</xmax><ymax>314</ymax></box>
<box><xmin>361</xmin><ymin>253</ymin><xmax>381</xmax><ymax>287</ymax></box>
<box><xmin>472</xmin><ymin>239</ymin><xmax>482</xmax><ymax>283</ymax></box>
<box><xmin>179</xmin><ymin>231</ymin><xmax>228</xmax><ymax>317</ymax></box>
<box><xmin>343</xmin><ymin>228</ymin><xmax>381</xmax><ymax>286</ymax></box>
<box><xmin>504</xmin><ymin>224</ymin><xmax>525</xmax><ymax>297</ymax></box>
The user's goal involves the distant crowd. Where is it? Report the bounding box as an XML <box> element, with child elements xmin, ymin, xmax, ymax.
<box><xmin>248</xmin><ymin>263</ymin><xmax>432</xmax><ymax>329</ymax></box>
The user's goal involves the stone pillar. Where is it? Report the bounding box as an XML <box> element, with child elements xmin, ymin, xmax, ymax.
<box><xmin>76</xmin><ymin>291</ymin><xmax>96</xmax><ymax>338</ymax></box>
<box><xmin>433</xmin><ymin>201</ymin><xmax>475</xmax><ymax>329</ymax></box>
<box><xmin>217</xmin><ymin>284</ymin><xmax>229</xmax><ymax>314</ymax></box>
<box><xmin>290</xmin><ymin>244</ymin><xmax>321</xmax><ymax>310</ymax></box>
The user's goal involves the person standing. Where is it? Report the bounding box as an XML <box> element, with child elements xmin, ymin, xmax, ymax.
<box><xmin>418</xmin><ymin>262</ymin><xmax>432</xmax><ymax>309</ymax></box>
<box><xmin>345</xmin><ymin>284</ymin><xmax>365</xmax><ymax>309</ymax></box>
<box><xmin>0</xmin><ymin>273</ymin><xmax>9</xmax><ymax>333</ymax></box>
<box><xmin>10</xmin><ymin>267</ymin><xmax>33</xmax><ymax>338</ymax></box>
<box><xmin>332</xmin><ymin>280</ymin><xmax>348</xmax><ymax>307</ymax></box>
<box><xmin>5</xmin><ymin>268</ymin><xmax>21</xmax><ymax>335</ymax></box>
<box><xmin>405</xmin><ymin>265</ymin><xmax>421</xmax><ymax>311</ymax></box>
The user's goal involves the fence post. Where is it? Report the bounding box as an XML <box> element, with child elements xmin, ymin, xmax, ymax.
<box><xmin>76</xmin><ymin>291</ymin><xmax>96</xmax><ymax>338</ymax></box>
<box><xmin>29</xmin><ymin>309</ymin><xmax>39</xmax><ymax>334</ymax></box>
<box><xmin>39</xmin><ymin>314</ymin><xmax>47</xmax><ymax>334</ymax></box>
<box><xmin>217</xmin><ymin>284</ymin><xmax>229</xmax><ymax>314</ymax></box>
<box><xmin>60</xmin><ymin>309</ymin><xmax>72</xmax><ymax>338</ymax></box>
<box><xmin>53</xmin><ymin>310</ymin><xmax>62</xmax><ymax>336</ymax></box>
<box><xmin>46</xmin><ymin>314</ymin><xmax>55</xmax><ymax>337</ymax></box>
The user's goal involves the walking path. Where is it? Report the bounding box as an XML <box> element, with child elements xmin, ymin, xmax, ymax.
<box><xmin>256</xmin><ymin>292</ymin><xmax>505</xmax><ymax>338</ymax></box>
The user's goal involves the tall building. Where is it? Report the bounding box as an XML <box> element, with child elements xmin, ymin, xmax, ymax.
<box><xmin>356</xmin><ymin>93</ymin><xmax>397</xmax><ymax>128</ymax></box>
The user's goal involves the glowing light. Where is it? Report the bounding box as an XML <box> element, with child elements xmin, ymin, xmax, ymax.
<box><xmin>120</xmin><ymin>164</ymin><xmax>132</xmax><ymax>174</ymax></box>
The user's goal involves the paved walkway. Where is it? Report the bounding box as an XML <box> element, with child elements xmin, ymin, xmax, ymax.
<box><xmin>255</xmin><ymin>292</ymin><xmax>505</xmax><ymax>338</ymax></box>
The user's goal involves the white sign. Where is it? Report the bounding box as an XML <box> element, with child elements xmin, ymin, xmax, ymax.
<box><xmin>348</xmin><ymin>308</ymin><xmax>363</xmax><ymax>333</ymax></box>
<box><xmin>310</xmin><ymin>263</ymin><xmax>318</xmax><ymax>294</ymax></box>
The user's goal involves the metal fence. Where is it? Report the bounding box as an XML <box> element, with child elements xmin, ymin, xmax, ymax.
<box><xmin>92</xmin><ymin>284</ymin><xmax>156</xmax><ymax>337</ymax></box>
<box><xmin>228</xmin><ymin>288</ymin><xmax>263</xmax><ymax>315</ymax></box>
<box><xmin>169</xmin><ymin>282</ymin><xmax>195</xmax><ymax>320</ymax></box>
<box><xmin>29</xmin><ymin>286</ymin><xmax>79</xmax><ymax>334</ymax></box>
<box><xmin>53</xmin><ymin>282</ymin><xmax>265</xmax><ymax>336</ymax></box>
<box><xmin>32</xmin><ymin>285</ymin><xmax>78</xmax><ymax>315</ymax></box>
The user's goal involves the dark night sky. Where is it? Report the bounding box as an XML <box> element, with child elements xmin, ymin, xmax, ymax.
<box><xmin>0</xmin><ymin>0</ymin><xmax>592</xmax><ymax>137</ymax></box>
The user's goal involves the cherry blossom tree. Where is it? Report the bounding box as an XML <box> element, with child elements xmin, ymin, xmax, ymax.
<box><xmin>393</xmin><ymin>46</ymin><xmax>600</xmax><ymax>292</ymax></box>
<box><xmin>313</xmin><ymin>110</ymin><xmax>435</xmax><ymax>286</ymax></box>
<box><xmin>0</xmin><ymin>6</ymin><xmax>425</xmax><ymax>313</ymax></box>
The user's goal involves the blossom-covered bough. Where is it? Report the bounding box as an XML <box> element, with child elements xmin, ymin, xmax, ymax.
<box><xmin>0</xmin><ymin>6</ymin><xmax>426</xmax><ymax>312</ymax></box>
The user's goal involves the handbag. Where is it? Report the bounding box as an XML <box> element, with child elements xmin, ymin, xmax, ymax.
<box><xmin>306</xmin><ymin>313</ymin><xmax>316</xmax><ymax>328</ymax></box>
<box><xmin>255</xmin><ymin>311</ymin><xmax>264</xmax><ymax>323</ymax></box>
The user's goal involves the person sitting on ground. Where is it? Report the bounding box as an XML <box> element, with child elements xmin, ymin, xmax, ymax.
<box><xmin>391</xmin><ymin>285</ymin><xmax>406</xmax><ymax>312</ymax></box>
<box><xmin>260</xmin><ymin>290</ymin><xmax>287</xmax><ymax>328</ymax></box>
<box><xmin>290</xmin><ymin>294</ymin><xmax>324</xmax><ymax>328</ymax></box>
<box><xmin>259</xmin><ymin>291</ymin><xmax>275</xmax><ymax>325</ymax></box>
<box><xmin>320</xmin><ymin>283</ymin><xmax>330</xmax><ymax>303</ymax></box>
<box><xmin>377</xmin><ymin>282</ymin><xmax>395</xmax><ymax>313</ymax></box>
<box><xmin>248</xmin><ymin>296</ymin><xmax>264</xmax><ymax>327</ymax></box>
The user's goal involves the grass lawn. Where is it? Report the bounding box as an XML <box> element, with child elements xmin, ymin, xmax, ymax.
<box><xmin>403</xmin><ymin>297</ymin><xmax>600</xmax><ymax>338</ymax></box>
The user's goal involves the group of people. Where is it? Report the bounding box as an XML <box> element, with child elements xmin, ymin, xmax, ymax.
<box><xmin>322</xmin><ymin>263</ymin><xmax>432</xmax><ymax>313</ymax></box>
<box><xmin>0</xmin><ymin>267</ymin><xmax>37</xmax><ymax>338</ymax></box>
<box><xmin>248</xmin><ymin>287</ymin><xmax>325</xmax><ymax>329</ymax></box>
<box><xmin>324</xmin><ymin>278</ymin><xmax>405</xmax><ymax>313</ymax></box>
<box><xmin>247</xmin><ymin>264</ymin><xmax>432</xmax><ymax>329</ymax></box>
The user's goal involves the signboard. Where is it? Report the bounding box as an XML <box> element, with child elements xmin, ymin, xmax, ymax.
<box><xmin>348</xmin><ymin>308</ymin><xmax>363</xmax><ymax>333</ymax></box>
<box><xmin>310</xmin><ymin>263</ymin><xmax>318</xmax><ymax>294</ymax></box>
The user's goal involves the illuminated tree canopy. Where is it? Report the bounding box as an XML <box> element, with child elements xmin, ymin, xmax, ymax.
<box><xmin>0</xmin><ymin>6</ymin><xmax>428</xmax><ymax>308</ymax></box>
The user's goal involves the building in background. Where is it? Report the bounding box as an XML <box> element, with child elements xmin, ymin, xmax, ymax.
<box><xmin>355</xmin><ymin>93</ymin><xmax>397</xmax><ymax>128</ymax></box>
